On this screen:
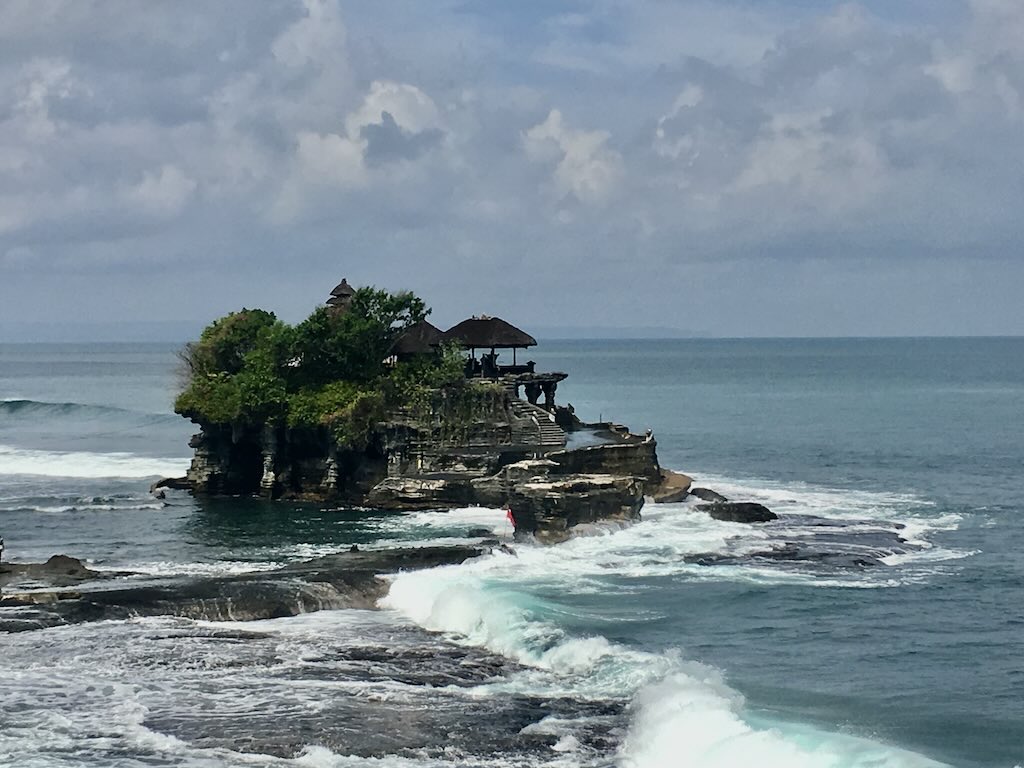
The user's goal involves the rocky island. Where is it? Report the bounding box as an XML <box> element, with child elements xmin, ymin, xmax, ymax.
<box><xmin>165</xmin><ymin>279</ymin><xmax>692</xmax><ymax>542</ymax></box>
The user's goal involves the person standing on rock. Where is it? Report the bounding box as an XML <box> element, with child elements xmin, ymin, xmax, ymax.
<box><xmin>0</xmin><ymin>537</ymin><xmax>5</xmax><ymax>564</ymax></box>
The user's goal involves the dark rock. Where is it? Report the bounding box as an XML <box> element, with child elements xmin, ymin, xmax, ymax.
<box><xmin>697</xmin><ymin>502</ymin><xmax>777</xmax><ymax>523</ymax></box>
<box><xmin>684</xmin><ymin>547</ymin><xmax>884</xmax><ymax>568</ymax></box>
<box><xmin>689</xmin><ymin>487</ymin><xmax>729</xmax><ymax>503</ymax></box>
<box><xmin>150</xmin><ymin>476</ymin><xmax>191</xmax><ymax>494</ymax></box>
<box><xmin>1</xmin><ymin>546</ymin><xmax>487</xmax><ymax>632</ymax></box>
<box><xmin>466</xmin><ymin>528</ymin><xmax>493</xmax><ymax>538</ymax></box>
<box><xmin>0</xmin><ymin>554</ymin><xmax>113</xmax><ymax>589</ymax></box>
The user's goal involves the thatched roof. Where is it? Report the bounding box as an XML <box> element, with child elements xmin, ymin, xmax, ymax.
<box><xmin>392</xmin><ymin>320</ymin><xmax>444</xmax><ymax>356</ymax></box>
<box><xmin>330</xmin><ymin>278</ymin><xmax>355</xmax><ymax>298</ymax></box>
<box><xmin>444</xmin><ymin>316</ymin><xmax>537</xmax><ymax>349</ymax></box>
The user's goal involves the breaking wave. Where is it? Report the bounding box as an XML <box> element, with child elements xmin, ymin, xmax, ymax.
<box><xmin>383</xmin><ymin>548</ymin><xmax>948</xmax><ymax>768</ymax></box>
<box><xmin>0</xmin><ymin>398</ymin><xmax>176</xmax><ymax>421</ymax></box>
<box><xmin>0</xmin><ymin>444</ymin><xmax>189</xmax><ymax>479</ymax></box>
<box><xmin>381</xmin><ymin>471</ymin><xmax>964</xmax><ymax>768</ymax></box>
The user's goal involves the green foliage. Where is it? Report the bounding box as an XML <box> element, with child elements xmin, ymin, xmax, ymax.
<box><xmin>328</xmin><ymin>390</ymin><xmax>386</xmax><ymax>450</ymax></box>
<box><xmin>174</xmin><ymin>372</ymin><xmax>241</xmax><ymax>424</ymax></box>
<box><xmin>286</xmin><ymin>381</ymin><xmax>364</xmax><ymax>428</ymax></box>
<box><xmin>384</xmin><ymin>342</ymin><xmax>467</xmax><ymax>411</ymax></box>
<box><xmin>174</xmin><ymin>309</ymin><xmax>292</xmax><ymax>424</ymax></box>
<box><xmin>180</xmin><ymin>309</ymin><xmax>280</xmax><ymax>377</ymax></box>
<box><xmin>290</xmin><ymin>288</ymin><xmax>428</xmax><ymax>386</ymax></box>
<box><xmin>174</xmin><ymin>286</ymin><xmax>468</xmax><ymax>450</ymax></box>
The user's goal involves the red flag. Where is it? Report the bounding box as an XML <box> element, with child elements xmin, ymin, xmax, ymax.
<box><xmin>505</xmin><ymin>506</ymin><xmax>516</xmax><ymax>527</ymax></box>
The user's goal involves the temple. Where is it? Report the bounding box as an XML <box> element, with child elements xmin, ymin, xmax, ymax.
<box><xmin>328</xmin><ymin>281</ymin><xmax>568</xmax><ymax>428</ymax></box>
<box><xmin>176</xmin><ymin>278</ymin><xmax>681</xmax><ymax>543</ymax></box>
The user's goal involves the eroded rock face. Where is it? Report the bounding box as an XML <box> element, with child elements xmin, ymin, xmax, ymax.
<box><xmin>175</xmin><ymin>404</ymin><xmax>663</xmax><ymax>544</ymax></box>
<box><xmin>0</xmin><ymin>554</ymin><xmax>108</xmax><ymax>590</ymax></box>
<box><xmin>546</xmin><ymin>440</ymin><xmax>661</xmax><ymax>484</ymax></box>
<box><xmin>365</xmin><ymin>476</ymin><xmax>474</xmax><ymax>509</ymax></box>
<box><xmin>697</xmin><ymin>502</ymin><xmax>777</xmax><ymax>523</ymax></box>
<box><xmin>509</xmin><ymin>473</ymin><xmax>644</xmax><ymax>544</ymax></box>
<box><xmin>0</xmin><ymin>547</ymin><xmax>486</xmax><ymax>632</ymax></box>
<box><xmin>651</xmin><ymin>470</ymin><xmax>693</xmax><ymax>503</ymax></box>
<box><xmin>365</xmin><ymin>457</ymin><xmax>647</xmax><ymax>544</ymax></box>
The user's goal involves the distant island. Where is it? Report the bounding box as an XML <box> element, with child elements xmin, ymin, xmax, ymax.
<box><xmin>164</xmin><ymin>279</ymin><xmax>697</xmax><ymax>542</ymax></box>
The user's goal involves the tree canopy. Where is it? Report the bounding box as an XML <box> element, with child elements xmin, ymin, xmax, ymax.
<box><xmin>174</xmin><ymin>286</ymin><xmax>450</xmax><ymax>448</ymax></box>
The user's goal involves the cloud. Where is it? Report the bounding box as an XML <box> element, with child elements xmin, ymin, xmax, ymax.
<box><xmin>274</xmin><ymin>79</ymin><xmax>445</xmax><ymax>218</ymax></box>
<box><xmin>524</xmin><ymin>109</ymin><xmax>622</xmax><ymax>204</ymax></box>
<box><xmin>2</xmin><ymin>0</ymin><xmax>1024</xmax><ymax>336</ymax></box>
<box><xmin>125</xmin><ymin>165</ymin><xmax>197</xmax><ymax>217</ymax></box>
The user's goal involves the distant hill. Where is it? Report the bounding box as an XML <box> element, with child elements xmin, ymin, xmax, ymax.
<box><xmin>531</xmin><ymin>325</ymin><xmax>709</xmax><ymax>340</ymax></box>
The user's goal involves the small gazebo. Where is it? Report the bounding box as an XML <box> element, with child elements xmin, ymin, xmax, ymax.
<box><xmin>443</xmin><ymin>315</ymin><xmax>537</xmax><ymax>376</ymax></box>
<box><xmin>391</xmin><ymin>320</ymin><xmax>445</xmax><ymax>362</ymax></box>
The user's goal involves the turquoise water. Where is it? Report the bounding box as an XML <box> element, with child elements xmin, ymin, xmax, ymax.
<box><xmin>0</xmin><ymin>340</ymin><xmax>1021</xmax><ymax>767</ymax></box>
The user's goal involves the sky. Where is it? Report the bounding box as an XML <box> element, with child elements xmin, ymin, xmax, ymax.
<box><xmin>1</xmin><ymin>0</ymin><xmax>1023</xmax><ymax>340</ymax></box>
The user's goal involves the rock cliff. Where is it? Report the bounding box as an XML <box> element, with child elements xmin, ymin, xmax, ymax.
<box><xmin>176</xmin><ymin>389</ymin><xmax>665</xmax><ymax>543</ymax></box>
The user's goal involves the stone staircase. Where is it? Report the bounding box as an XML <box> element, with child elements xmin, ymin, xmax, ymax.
<box><xmin>509</xmin><ymin>399</ymin><xmax>566</xmax><ymax>448</ymax></box>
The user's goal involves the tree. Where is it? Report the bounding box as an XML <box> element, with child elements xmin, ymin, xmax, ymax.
<box><xmin>291</xmin><ymin>287</ymin><xmax>429</xmax><ymax>387</ymax></box>
<box><xmin>174</xmin><ymin>286</ymin><xmax>442</xmax><ymax>431</ymax></box>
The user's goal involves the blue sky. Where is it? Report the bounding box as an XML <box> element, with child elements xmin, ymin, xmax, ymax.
<box><xmin>1</xmin><ymin>0</ymin><xmax>1023</xmax><ymax>339</ymax></box>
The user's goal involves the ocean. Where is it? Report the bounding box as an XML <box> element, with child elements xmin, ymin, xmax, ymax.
<box><xmin>0</xmin><ymin>338</ymin><xmax>1021</xmax><ymax>767</ymax></box>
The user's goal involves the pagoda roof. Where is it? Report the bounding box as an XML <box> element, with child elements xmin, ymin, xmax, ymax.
<box><xmin>330</xmin><ymin>278</ymin><xmax>355</xmax><ymax>298</ymax></box>
<box><xmin>443</xmin><ymin>316</ymin><xmax>537</xmax><ymax>349</ymax></box>
<box><xmin>392</xmin><ymin>320</ymin><xmax>445</xmax><ymax>356</ymax></box>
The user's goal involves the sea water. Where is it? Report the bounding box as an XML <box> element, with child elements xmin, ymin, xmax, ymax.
<box><xmin>0</xmin><ymin>339</ymin><xmax>1021</xmax><ymax>767</ymax></box>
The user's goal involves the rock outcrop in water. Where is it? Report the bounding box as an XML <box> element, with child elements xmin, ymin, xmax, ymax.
<box><xmin>165</xmin><ymin>280</ymin><xmax>693</xmax><ymax>542</ymax></box>
<box><xmin>697</xmin><ymin>502</ymin><xmax>778</xmax><ymax>523</ymax></box>
<box><xmin>0</xmin><ymin>546</ymin><xmax>487</xmax><ymax>632</ymax></box>
<box><xmin>0</xmin><ymin>554</ymin><xmax>114</xmax><ymax>590</ymax></box>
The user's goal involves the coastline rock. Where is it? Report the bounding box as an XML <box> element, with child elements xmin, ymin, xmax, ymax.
<box><xmin>364</xmin><ymin>457</ymin><xmax>648</xmax><ymax>545</ymax></box>
<box><xmin>697</xmin><ymin>502</ymin><xmax>777</xmax><ymax>523</ymax></box>
<box><xmin>0</xmin><ymin>546</ymin><xmax>487</xmax><ymax>632</ymax></box>
<box><xmin>651</xmin><ymin>470</ymin><xmax>693</xmax><ymax>503</ymax></box>
<box><xmin>510</xmin><ymin>473</ymin><xmax>644</xmax><ymax>545</ymax></box>
<box><xmin>0</xmin><ymin>554</ymin><xmax>111</xmax><ymax>589</ymax></box>
<box><xmin>365</xmin><ymin>475</ymin><xmax>473</xmax><ymax>510</ymax></box>
<box><xmin>689</xmin><ymin>487</ymin><xmax>729</xmax><ymax>503</ymax></box>
<box><xmin>684</xmin><ymin>547</ymin><xmax>884</xmax><ymax>568</ymax></box>
<box><xmin>150</xmin><ymin>476</ymin><xmax>191</xmax><ymax>494</ymax></box>
<box><xmin>545</xmin><ymin>439</ymin><xmax>661</xmax><ymax>484</ymax></box>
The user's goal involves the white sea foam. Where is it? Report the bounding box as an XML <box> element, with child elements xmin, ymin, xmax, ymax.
<box><xmin>383</xmin><ymin>528</ymin><xmax>952</xmax><ymax>768</ymax></box>
<box><xmin>620</xmin><ymin>670</ymin><xmax>947</xmax><ymax>768</ymax></box>
<box><xmin>91</xmin><ymin>560</ymin><xmax>282</xmax><ymax>577</ymax></box>
<box><xmin>380</xmin><ymin>469</ymin><xmax>966</xmax><ymax>768</ymax></box>
<box><xmin>0</xmin><ymin>443</ymin><xmax>188</xmax><ymax>479</ymax></box>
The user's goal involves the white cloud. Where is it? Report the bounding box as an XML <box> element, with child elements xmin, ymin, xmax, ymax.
<box><xmin>294</xmin><ymin>130</ymin><xmax>367</xmax><ymax>187</ymax></box>
<box><xmin>3</xmin><ymin>0</ymin><xmax>1024</xmax><ymax>335</ymax></box>
<box><xmin>13</xmin><ymin>58</ymin><xmax>74</xmax><ymax>140</ymax></box>
<box><xmin>271</xmin><ymin>0</ymin><xmax>348</xmax><ymax>71</ymax></box>
<box><xmin>524</xmin><ymin>109</ymin><xmax>622</xmax><ymax>204</ymax></box>
<box><xmin>345</xmin><ymin>80</ymin><xmax>442</xmax><ymax>137</ymax></box>
<box><xmin>733</xmin><ymin>110</ymin><xmax>886</xmax><ymax>215</ymax></box>
<box><xmin>274</xmin><ymin>79</ymin><xmax>444</xmax><ymax>218</ymax></box>
<box><xmin>124</xmin><ymin>165</ymin><xmax>197</xmax><ymax>217</ymax></box>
